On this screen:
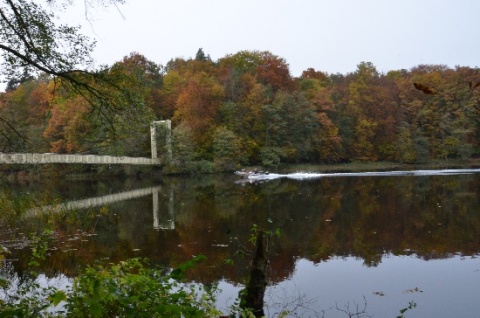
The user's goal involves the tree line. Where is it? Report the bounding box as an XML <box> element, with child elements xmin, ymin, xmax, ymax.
<box><xmin>1</xmin><ymin>49</ymin><xmax>480</xmax><ymax>172</ymax></box>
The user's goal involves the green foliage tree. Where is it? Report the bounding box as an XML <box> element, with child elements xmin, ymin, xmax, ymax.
<box><xmin>195</xmin><ymin>48</ymin><xmax>211</xmax><ymax>62</ymax></box>
<box><xmin>164</xmin><ymin>123</ymin><xmax>213</xmax><ymax>174</ymax></box>
<box><xmin>395</xmin><ymin>122</ymin><xmax>417</xmax><ymax>163</ymax></box>
<box><xmin>212</xmin><ymin>126</ymin><xmax>245</xmax><ymax>172</ymax></box>
<box><xmin>260</xmin><ymin>91</ymin><xmax>318</xmax><ymax>163</ymax></box>
<box><xmin>0</xmin><ymin>256</ymin><xmax>222</xmax><ymax>317</ymax></box>
<box><xmin>412</xmin><ymin>129</ymin><xmax>430</xmax><ymax>163</ymax></box>
<box><xmin>66</xmin><ymin>257</ymin><xmax>220</xmax><ymax>318</ymax></box>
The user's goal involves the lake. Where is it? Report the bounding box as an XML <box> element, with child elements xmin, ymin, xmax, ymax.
<box><xmin>1</xmin><ymin>168</ymin><xmax>480</xmax><ymax>317</ymax></box>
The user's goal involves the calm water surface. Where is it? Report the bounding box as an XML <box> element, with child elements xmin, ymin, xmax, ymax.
<box><xmin>2</xmin><ymin>169</ymin><xmax>480</xmax><ymax>317</ymax></box>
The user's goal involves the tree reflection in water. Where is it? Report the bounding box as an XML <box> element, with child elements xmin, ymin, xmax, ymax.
<box><xmin>2</xmin><ymin>169</ymin><xmax>480</xmax><ymax>316</ymax></box>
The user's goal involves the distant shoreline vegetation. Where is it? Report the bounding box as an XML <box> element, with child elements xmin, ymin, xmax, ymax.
<box><xmin>1</xmin><ymin>51</ymin><xmax>480</xmax><ymax>173</ymax></box>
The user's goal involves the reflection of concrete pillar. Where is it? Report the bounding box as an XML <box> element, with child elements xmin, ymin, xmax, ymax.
<box><xmin>167</xmin><ymin>188</ymin><xmax>174</xmax><ymax>229</ymax></box>
<box><xmin>152</xmin><ymin>190</ymin><xmax>160</xmax><ymax>229</ymax></box>
<box><xmin>152</xmin><ymin>189</ymin><xmax>175</xmax><ymax>230</ymax></box>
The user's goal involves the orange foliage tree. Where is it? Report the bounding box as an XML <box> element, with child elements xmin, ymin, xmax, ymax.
<box><xmin>3</xmin><ymin>46</ymin><xmax>480</xmax><ymax>167</ymax></box>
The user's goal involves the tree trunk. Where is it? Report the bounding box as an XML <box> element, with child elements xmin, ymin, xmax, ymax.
<box><xmin>240</xmin><ymin>230</ymin><xmax>268</xmax><ymax>317</ymax></box>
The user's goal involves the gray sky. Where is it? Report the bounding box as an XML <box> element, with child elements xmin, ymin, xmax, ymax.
<box><xmin>1</xmin><ymin>0</ymin><xmax>479</xmax><ymax>91</ymax></box>
<box><xmin>73</xmin><ymin>0</ymin><xmax>480</xmax><ymax>75</ymax></box>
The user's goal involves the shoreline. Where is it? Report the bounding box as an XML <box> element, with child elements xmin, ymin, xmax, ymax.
<box><xmin>2</xmin><ymin>159</ymin><xmax>480</xmax><ymax>183</ymax></box>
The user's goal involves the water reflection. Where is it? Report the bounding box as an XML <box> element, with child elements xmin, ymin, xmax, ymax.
<box><xmin>26</xmin><ymin>186</ymin><xmax>175</xmax><ymax>230</ymax></box>
<box><xmin>4</xmin><ymin>170</ymin><xmax>480</xmax><ymax>271</ymax></box>
<box><xmin>2</xmin><ymin>169</ymin><xmax>480</xmax><ymax>317</ymax></box>
<box><xmin>152</xmin><ymin>188</ymin><xmax>175</xmax><ymax>230</ymax></box>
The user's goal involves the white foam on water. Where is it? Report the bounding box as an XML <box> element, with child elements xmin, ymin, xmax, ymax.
<box><xmin>242</xmin><ymin>168</ymin><xmax>480</xmax><ymax>181</ymax></box>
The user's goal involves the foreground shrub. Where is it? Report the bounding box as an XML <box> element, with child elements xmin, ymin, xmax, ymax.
<box><xmin>0</xmin><ymin>256</ymin><xmax>222</xmax><ymax>318</ymax></box>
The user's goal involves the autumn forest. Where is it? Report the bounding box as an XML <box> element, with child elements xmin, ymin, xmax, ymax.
<box><xmin>2</xmin><ymin>49</ymin><xmax>480</xmax><ymax>173</ymax></box>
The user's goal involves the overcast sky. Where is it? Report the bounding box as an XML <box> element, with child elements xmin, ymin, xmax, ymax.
<box><xmin>1</xmin><ymin>0</ymin><xmax>479</xmax><ymax>91</ymax></box>
<box><xmin>72</xmin><ymin>0</ymin><xmax>480</xmax><ymax>75</ymax></box>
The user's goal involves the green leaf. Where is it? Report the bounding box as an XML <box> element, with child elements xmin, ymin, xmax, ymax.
<box><xmin>275</xmin><ymin>228</ymin><xmax>281</xmax><ymax>237</ymax></box>
<box><xmin>48</xmin><ymin>290</ymin><xmax>67</xmax><ymax>307</ymax></box>
<box><xmin>170</xmin><ymin>268</ymin><xmax>184</xmax><ymax>280</ymax></box>
<box><xmin>90</xmin><ymin>302</ymin><xmax>103</xmax><ymax>317</ymax></box>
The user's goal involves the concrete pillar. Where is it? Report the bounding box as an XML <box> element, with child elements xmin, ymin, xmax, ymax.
<box><xmin>150</xmin><ymin>120</ymin><xmax>172</xmax><ymax>162</ymax></box>
<box><xmin>150</xmin><ymin>122</ymin><xmax>157</xmax><ymax>159</ymax></box>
